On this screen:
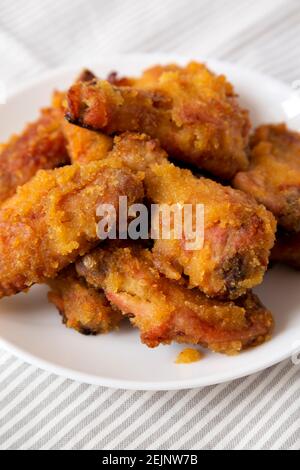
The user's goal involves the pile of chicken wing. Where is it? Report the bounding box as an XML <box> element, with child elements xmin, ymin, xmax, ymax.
<box><xmin>2</xmin><ymin>61</ymin><xmax>298</xmax><ymax>358</ymax></box>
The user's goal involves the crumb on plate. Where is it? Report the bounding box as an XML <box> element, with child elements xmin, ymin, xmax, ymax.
<box><xmin>175</xmin><ymin>348</ymin><xmax>204</xmax><ymax>364</ymax></box>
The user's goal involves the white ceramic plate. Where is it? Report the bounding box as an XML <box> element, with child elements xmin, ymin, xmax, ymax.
<box><xmin>0</xmin><ymin>54</ymin><xmax>299</xmax><ymax>390</ymax></box>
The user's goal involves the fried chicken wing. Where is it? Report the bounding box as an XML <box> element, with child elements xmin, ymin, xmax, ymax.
<box><xmin>0</xmin><ymin>106</ymin><xmax>69</xmax><ymax>204</ymax></box>
<box><xmin>0</xmin><ymin>161</ymin><xmax>144</xmax><ymax>298</ymax></box>
<box><xmin>76</xmin><ymin>244</ymin><xmax>273</xmax><ymax>355</ymax></box>
<box><xmin>48</xmin><ymin>266</ymin><xmax>122</xmax><ymax>335</ymax></box>
<box><xmin>51</xmin><ymin>70</ymin><xmax>113</xmax><ymax>165</ymax></box>
<box><xmin>103</xmin><ymin>133</ymin><xmax>276</xmax><ymax>299</ymax></box>
<box><xmin>65</xmin><ymin>62</ymin><xmax>251</xmax><ymax>179</ymax></box>
<box><xmin>0</xmin><ymin>69</ymin><xmax>100</xmax><ymax>207</ymax></box>
<box><xmin>234</xmin><ymin>124</ymin><xmax>300</xmax><ymax>232</ymax></box>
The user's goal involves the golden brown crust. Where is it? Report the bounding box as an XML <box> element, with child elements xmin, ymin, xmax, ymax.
<box><xmin>65</xmin><ymin>62</ymin><xmax>251</xmax><ymax>179</ymax></box>
<box><xmin>234</xmin><ymin>124</ymin><xmax>300</xmax><ymax>232</ymax></box>
<box><xmin>271</xmin><ymin>231</ymin><xmax>300</xmax><ymax>268</ymax></box>
<box><xmin>76</xmin><ymin>243</ymin><xmax>274</xmax><ymax>355</ymax></box>
<box><xmin>0</xmin><ymin>107</ymin><xmax>69</xmax><ymax>204</ymax></box>
<box><xmin>48</xmin><ymin>267</ymin><xmax>122</xmax><ymax>335</ymax></box>
<box><xmin>0</xmin><ymin>162</ymin><xmax>144</xmax><ymax>298</ymax></box>
<box><xmin>104</xmin><ymin>133</ymin><xmax>276</xmax><ymax>299</ymax></box>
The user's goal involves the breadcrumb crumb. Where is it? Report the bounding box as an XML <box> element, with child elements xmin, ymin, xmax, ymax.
<box><xmin>175</xmin><ymin>348</ymin><xmax>204</xmax><ymax>364</ymax></box>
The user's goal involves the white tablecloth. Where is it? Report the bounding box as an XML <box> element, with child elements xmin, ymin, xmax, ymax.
<box><xmin>0</xmin><ymin>0</ymin><xmax>299</xmax><ymax>450</ymax></box>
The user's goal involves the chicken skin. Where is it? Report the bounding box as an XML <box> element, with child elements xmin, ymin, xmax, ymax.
<box><xmin>48</xmin><ymin>267</ymin><xmax>122</xmax><ymax>335</ymax></box>
<box><xmin>65</xmin><ymin>62</ymin><xmax>251</xmax><ymax>179</ymax></box>
<box><xmin>234</xmin><ymin>124</ymin><xmax>300</xmax><ymax>232</ymax></box>
<box><xmin>0</xmin><ymin>161</ymin><xmax>144</xmax><ymax>298</ymax></box>
<box><xmin>84</xmin><ymin>132</ymin><xmax>275</xmax><ymax>299</ymax></box>
<box><xmin>0</xmin><ymin>106</ymin><xmax>69</xmax><ymax>204</ymax></box>
<box><xmin>76</xmin><ymin>243</ymin><xmax>274</xmax><ymax>355</ymax></box>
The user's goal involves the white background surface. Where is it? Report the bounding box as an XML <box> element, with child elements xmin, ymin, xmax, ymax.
<box><xmin>0</xmin><ymin>0</ymin><xmax>299</xmax><ymax>450</ymax></box>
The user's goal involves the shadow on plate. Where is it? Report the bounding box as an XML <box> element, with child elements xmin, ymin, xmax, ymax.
<box><xmin>255</xmin><ymin>264</ymin><xmax>300</xmax><ymax>331</ymax></box>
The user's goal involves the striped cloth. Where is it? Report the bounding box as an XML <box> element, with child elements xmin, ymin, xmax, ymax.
<box><xmin>0</xmin><ymin>0</ymin><xmax>299</xmax><ymax>450</ymax></box>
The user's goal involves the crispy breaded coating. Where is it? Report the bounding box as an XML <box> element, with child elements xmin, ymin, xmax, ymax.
<box><xmin>104</xmin><ymin>133</ymin><xmax>276</xmax><ymax>299</ymax></box>
<box><xmin>0</xmin><ymin>107</ymin><xmax>69</xmax><ymax>204</ymax></box>
<box><xmin>65</xmin><ymin>62</ymin><xmax>251</xmax><ymax>179</ymax></box>
<box><xmin>48</xmin><ymin>267</ymin><xmax>122</xmax><ymax>335</ymax></box>
<box><xmin>76</xmin><ymin>244</ymin><xmax>274</xmax><ymax>355</ymax></box>
<box><xmin>234</xmin><ymin>124</ymin><xmax>300</xmax><ymax>232</ymax></box>
<box><xmin>0</xmin><ymin>161</ymin><xmax>144</xmax><ymax>298</ymax></box>
<box><xmin>271</xmin><ymin>231</ymin><xmax>300</xmax><ymax>269</ymax></box>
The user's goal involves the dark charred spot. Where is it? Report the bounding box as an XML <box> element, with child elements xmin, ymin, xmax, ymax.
<box><xmin>65</xmin><ymin>112</ymin><xmax>78</xmax><ymax>125</ymax></box>
<box><xmin>106</xmin><ymin>71</ymin><xmax>132</xmax><ymax>86</ymax></box>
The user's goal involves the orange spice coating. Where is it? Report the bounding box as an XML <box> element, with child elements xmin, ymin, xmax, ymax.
<box><xmin>0</xmin><ymin>161</ymin><xmax>144</xmax><ymax>298</ymax></box>
<box><xmin>101</xmin><ymin>133</ymin><xmax>276</xmax><ymax>299</ymax></box>
<box><xmin>48</xmin><ymin>267</ymin><xmax>122</xmax><ymax>335</ymax></box>
<box><xmin>76</xmin><ymin>243</ymin><xmax>274</xmax><ymax>355</ymax></box>
<box><xmin>0</xmin><ymin>106</ymin><xmax>69</xmax><ymax>204</ymax></box>
<box><xmin>234</xmin><ymin>124</ymin><xmax>300</xmax><ymax>232</ymax></box>
<box><xmin>65</xmin><ymin>62</ymin><xmax>251</xmax><ymax>179</ymax></box>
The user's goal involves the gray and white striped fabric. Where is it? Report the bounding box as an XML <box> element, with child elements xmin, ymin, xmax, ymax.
<box><xmin>0</xmin><ymin>0</ymin><xmax>299</xmax><ymax>450</ymax></box>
